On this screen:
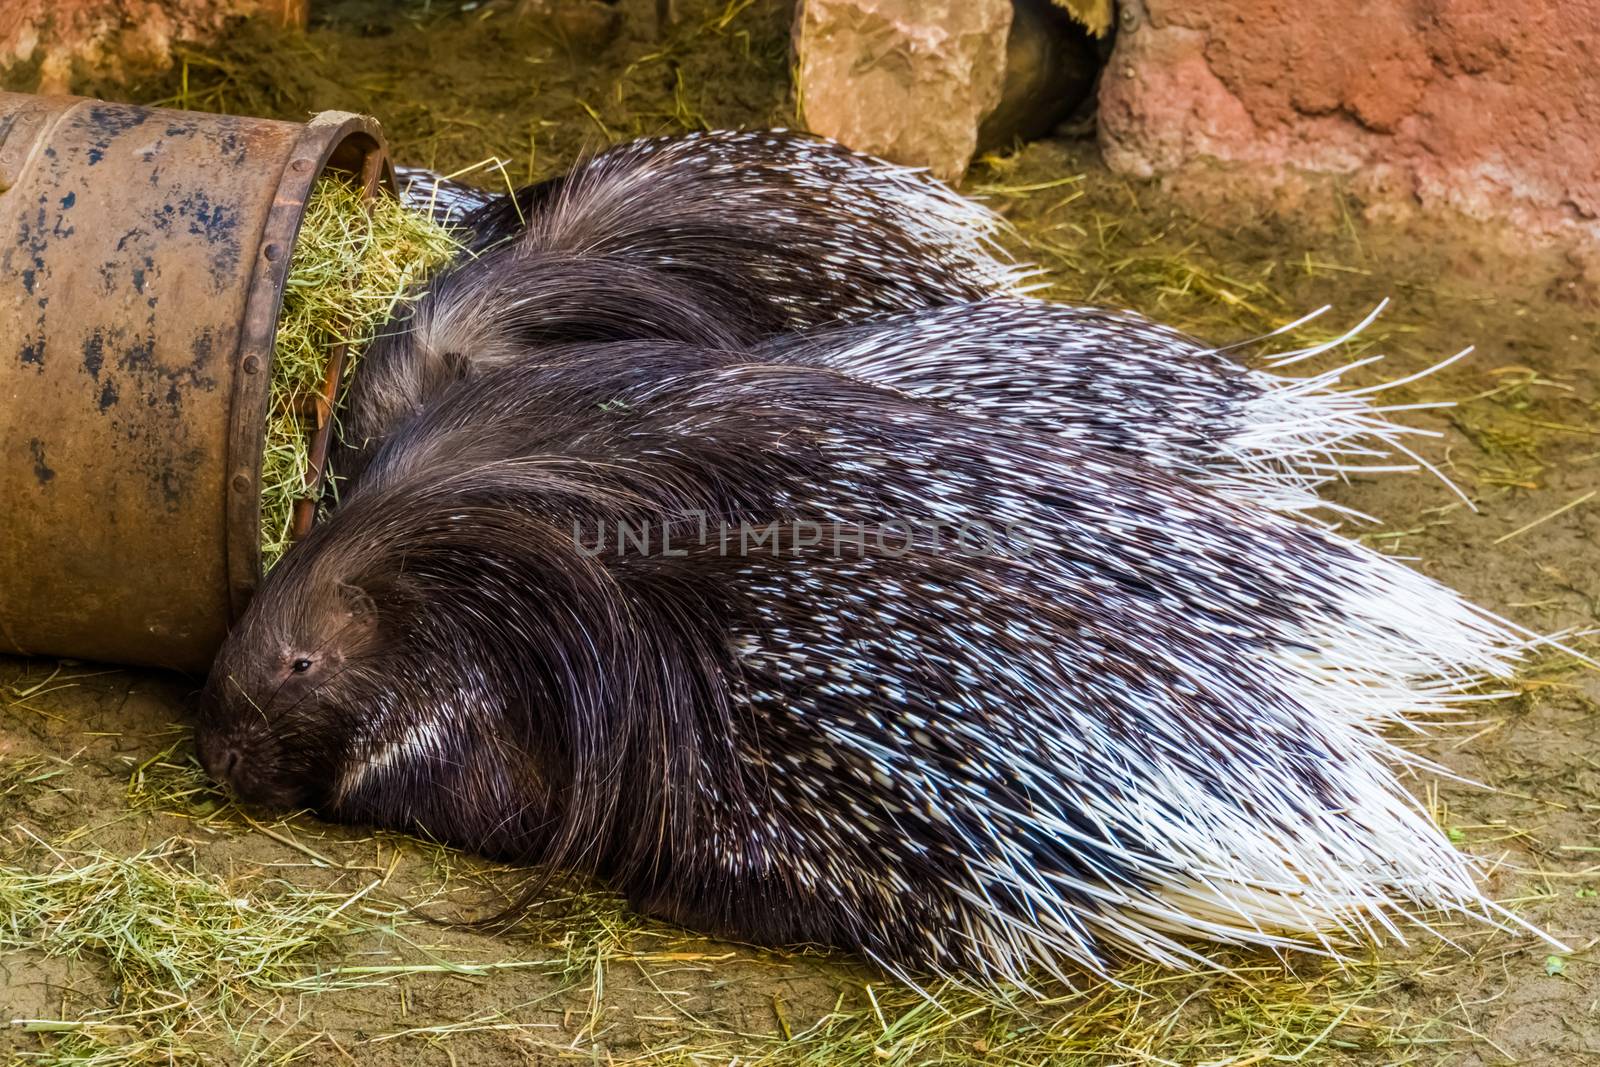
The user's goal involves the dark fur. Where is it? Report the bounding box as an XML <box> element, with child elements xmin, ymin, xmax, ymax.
<box><xmin>454</xmin><ymin>172</ymin><xmax>566</xmax><ymax>253</ymax></box>
<box><xmin>336</xmin><ymin>130</ymin><xmax>1013</xmax><ymax>482</ymax></box>
<box><xmin>202</xmin><ymin>344</ymin><xmax>1451</xmax><ymax>980</ymax></box>
<box><xmin>334</xmin><ymin>252</ymin><xmax>754</xmax><ymax>486</ymax></box>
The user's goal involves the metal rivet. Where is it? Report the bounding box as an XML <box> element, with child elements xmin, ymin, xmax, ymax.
<box><xmin>291</xmin><ymin>158</ymin><xmax>313</xmax><ymax>173</ymax></box>
<box><xmin>242</xmin><ymin>355</ymin><xmax>261</xmax><ymax>375</ymax></box>
<box><xmin>232</xmin><ymin>474</ymin><xmax>251</xmax><ymax>494</ymax></box>
<box><xmin>264</xmin><ymin>243</ymin><xmax>282</xmax><ymax>261</ymax></box>
<box><xmin>1120</xmin><ymin>7</ymin><xmax>1139</xmax><ymax>31</ymax></box>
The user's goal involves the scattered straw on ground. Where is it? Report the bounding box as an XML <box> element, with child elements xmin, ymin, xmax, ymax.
<box><xmin>262</xmin><ymin>176</ymin><xmax>459</xmax><ymax>569</ymax></box>
<box><xmin>0</xmin><ymin>824</ymin><xmax>1439</xmax><ymax>1066</ymax></box>
<box><xmin>0</xmin><ymin>835</ymin><xmax>393</xmax><ymax>1065</ymax></box>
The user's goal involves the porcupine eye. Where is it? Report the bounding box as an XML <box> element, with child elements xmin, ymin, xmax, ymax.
<box><xmin>290</xmin><ymin>658</ymin><xmax>313</xmax><ymax>674</ymax></box>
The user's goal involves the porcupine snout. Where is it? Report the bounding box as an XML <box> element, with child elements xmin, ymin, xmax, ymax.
<box><xmin>194</xmin><ymin>703</ymin><xmax>301</xmax><ymax>808</ymax></box>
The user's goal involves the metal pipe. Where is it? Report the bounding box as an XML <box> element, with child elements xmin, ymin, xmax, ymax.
<box><xmin>0</xmin><ymin>92</ymin><xmax>391</xmax><ymax>671</ymax></box>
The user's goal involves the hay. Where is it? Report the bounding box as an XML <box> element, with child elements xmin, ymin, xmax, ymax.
<box><xmin>0</xmin><ymin>839</ymin><xmax>366</xmax><ymax>1003</ymax></box>
<box><xmin>261</xmin><ymin>176</ymin><xmax>460</xmax><ymax>570</ymax></box>
<box><xmin>0</xmin><ymin>835</ymin><xmax>389</xmax><ymax>1064</ymax></box>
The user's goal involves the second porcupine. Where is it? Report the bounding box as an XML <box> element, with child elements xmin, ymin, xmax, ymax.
<box><xmin>362</xmin><ymin>134</ymin><xmax>1448</xmax><ymax>521</ymax></box>
<box><xmin>337</xmin><ymin>129</ymin><xmax>1030</xmax><ymax>478</ymax></box>
<box><xmin>199</xmin><ymin>344</ymin><xmax>1555</xmax><ymax>985</ymax></box>
<box><xmin>355</xmin><ymin>284</ymin><xmax>1457</xmax><ymax>522</ymax></box>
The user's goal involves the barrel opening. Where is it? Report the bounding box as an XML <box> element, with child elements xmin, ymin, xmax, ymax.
<box><xmin>224</xmin><ymin>116</ymin><xmax>393</xmax><ymax>620</ymax></box>
<box><xmin>284</xmin><ymin>136</ymin><xmax>389</xmax><ymax>545</ymax></box>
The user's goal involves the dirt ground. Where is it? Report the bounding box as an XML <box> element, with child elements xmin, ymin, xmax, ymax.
<box><xmin>3</xmin><ymin>1</ymin><xmax>1598</xmax><ymax>1063</ymax></box>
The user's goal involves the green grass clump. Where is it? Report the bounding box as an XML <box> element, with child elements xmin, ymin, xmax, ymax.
<box><xmin>0</xmin><ymin>840</ymin><xmax>370</xmax><ymax>1000</ymax></box>
<box><xmin>0</xmin><ymin>839</ymin><xmax>382</xmax><ymax>1063</ymax></box>
<box><xmin>261</xmin><ymin>177</ymin><xmax>460</xmax><ymax>570</ymax></box>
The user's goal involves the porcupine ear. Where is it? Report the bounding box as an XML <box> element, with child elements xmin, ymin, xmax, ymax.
<box><xmin>336</xmin><ymin>581</ymin><xmax>378</xmax><ymax>620</ymax></box>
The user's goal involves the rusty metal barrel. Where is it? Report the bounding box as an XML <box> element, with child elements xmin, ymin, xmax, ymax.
<box><xmin>0</xmin><ymin>92</ymin><xmax>390</xmax><ymax>672</ymax></box>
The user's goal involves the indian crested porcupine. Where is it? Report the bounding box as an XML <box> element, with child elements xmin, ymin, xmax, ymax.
<box><xmin>375</xmin><ymin>137</ymin><xmax>1447</xmax><ymax>521</ymax></box>
<box><xmin>339</xmin><ymin>130</ymin><xmax>1029</xmax><ymax>477</ymax></box>
<box><xmin>198</xmin><ymin>342</ymin><xmax>1549</xmax><ymax>986</ymax></box>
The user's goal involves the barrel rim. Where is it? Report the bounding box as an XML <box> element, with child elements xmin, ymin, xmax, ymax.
<box><xmin>224</xmin><ymin>110</ymin><xmax>394</xmax><ymax>621</ymax></box>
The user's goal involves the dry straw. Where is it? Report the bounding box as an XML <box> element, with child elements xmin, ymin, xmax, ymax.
<box><xmin>261</xmin><ymin>177</ymin><xmax>460</xmax><ymax>569</ymax></box>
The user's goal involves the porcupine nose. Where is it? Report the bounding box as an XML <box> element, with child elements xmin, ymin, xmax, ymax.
<box><xmin>196</xmin><ymin>729</ymin><xmax>244</xmax><ymax>793</ymax></box>
<box><xmin>196</xmin><ymin>724</ymin><xmax>305</xmax><ymax>808</ymax></box>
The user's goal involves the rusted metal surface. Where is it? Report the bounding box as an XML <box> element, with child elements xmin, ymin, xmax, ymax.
<box><xmin>0</xmin><ymin>92</ymin><xmax>389</xmax><ymax>672</ymax></box>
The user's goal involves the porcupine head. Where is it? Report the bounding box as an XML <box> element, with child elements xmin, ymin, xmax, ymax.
<box><xmin>193</xmin><ymin>478</ymin><xmax>628</xmax><ymax>861</ymax></box>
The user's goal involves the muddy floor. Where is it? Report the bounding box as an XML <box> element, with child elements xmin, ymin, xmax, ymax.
<box><xmin>3</xmin><ymin>1</ymin><xmax>1598</xmax><ymax>1063</ymax></box>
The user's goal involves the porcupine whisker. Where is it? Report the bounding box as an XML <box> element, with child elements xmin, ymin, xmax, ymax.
<box><xmin>278</xmin><ymin>657</ymin><xmax>366</xmax><ymax>709</ymax></box>
<box><xmin>224</xmin><ymin>674</ymin><xmax>275</xmax><ymax>731</ymax></box>
<box><xmin>258</xmin><ymin>667</ymin><xmax>309</xmax><ymax>723</ymax></box>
